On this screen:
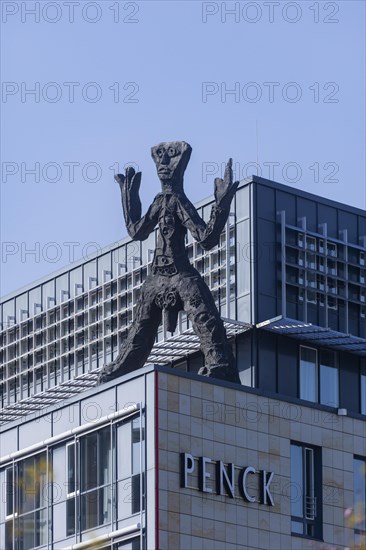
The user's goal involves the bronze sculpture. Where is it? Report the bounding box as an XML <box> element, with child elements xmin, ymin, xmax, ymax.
<box><xmin>98</xmin><ymin>141</ymin><xmax>240</xmax><ymax>384</ymax></box>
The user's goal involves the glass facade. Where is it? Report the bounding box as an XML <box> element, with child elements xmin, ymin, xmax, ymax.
<box><xmin>1</xmin><ymin>411</ymin><xmax>145</xmax><ymax>549</ymax></box>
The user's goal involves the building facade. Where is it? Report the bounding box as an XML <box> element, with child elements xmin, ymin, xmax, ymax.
<box><xmin>1</xmin><ymin>176</ymin><xmax>366</xmax><ymax>549</ymax></box>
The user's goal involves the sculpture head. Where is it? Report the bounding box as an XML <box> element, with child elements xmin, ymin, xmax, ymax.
<box><xmin>151</xmin><ymin>141</ymin><xmax>192</xmax><ymax>192</ymax></box>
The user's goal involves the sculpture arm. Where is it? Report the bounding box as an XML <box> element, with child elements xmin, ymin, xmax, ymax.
<box><xmin>177</xmin><ymin>159</ymin><xmax>239</xmax><ymax>250</ymax></box>
<box><xmin>116</xmin><ymin>168</ymin><xmax>161</xmax><ymax>241</ymax></box>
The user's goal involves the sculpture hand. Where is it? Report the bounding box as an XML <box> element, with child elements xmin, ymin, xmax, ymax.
<box><xmin>116</xmin><ymin>167</ymin><xmax>142</xmax><ymax>225</ymax></box>
<box><xmin>214</xmin><ymin>158</ymin><xmax>239</xmax><ymax>207</ymax></box>
<box><xmin>115</xmin><ymin>167</ymin><xmax>142</xmax><ymax>196</ymax></box>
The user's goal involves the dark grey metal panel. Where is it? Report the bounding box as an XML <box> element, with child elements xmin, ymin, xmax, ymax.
<box><xmin>317</xmin><ymin>204</ymin><xmax>338</xmax><ymax>238</ymax></box>
<box><xmin>257</xmin><ymin>331</ymin><xmax>277</xmax><ymax>392</ymax></box>
<box><xmin>236</xmin><ymin>331</ymin><xmax>252</xmax><ymax>376</ymax></box>
<box><xmin>359</xmin><ymin>215</ymin><xmax>366</xmax><ymax>239</ymax></box>
<box><xmin>338</xmin><ymin>210</ymin><xmax>358</xmax><ymax>243</ymax></box>
<box><xmin>256</xmin><ymin>215</ymin><xmax>278</xmax><ymax>323</ymax></box>
<box><xmin>277</xmin><ymin>336</ymin><xmax>298</xmax><ymax>398</ymax></box>
<box><xmin>297</xmin><ymin>197</ymin><xmax>317</xmax><ymax>232</ymax></box>
<box><xmin>339</xmin><ymin>353</ymin><xmax>360</xmax><ymax>412</ymax></box>
<box><xmin>275</xmin><ymin>190</ymin><xmax>297</xmax><ymax>226</ymax></box>
<box><xmin>256</xmin><ymin>184</ymin><xmax>276</xmax><ymax>222</ymax></box>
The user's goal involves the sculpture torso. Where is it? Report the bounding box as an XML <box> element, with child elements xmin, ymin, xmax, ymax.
<box><xmin>152</xmin><ymin>193</ymin><xmax>190</xmax><ymax>276</ymax></box>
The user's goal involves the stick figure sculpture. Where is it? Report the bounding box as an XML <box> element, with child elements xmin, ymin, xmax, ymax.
<box><xmin>98</xmin><ymin>141</ymin><xmax>240</xmax><ymax>384</ymax></box>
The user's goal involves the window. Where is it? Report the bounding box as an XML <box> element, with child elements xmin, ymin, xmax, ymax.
<box><xmin>131</xmin><ymin>418</ymin><xmax>144</xmax><ymax>515</ymax></box>
<box><xmin>327</xmin><ymin>296</ymin><xmax>337</xmax><ymax>310</ymax></box>
<box><xmin>306</xmin><ymin>236</ymin><xmax>316</xmax><ymax>252</ymax></box>
<box><xmin>320</xmin><ymin>350</ymin><xmax>339</xmax><ymax>407</ymax></box>
<box><xmin>361</xmin><ymin>365</ymin><xmax>366</xmax><ymax>415</ymax></box>
<box><xmin>66</xmin><ymin>427</ymin><xmax>112</xmax><ymax>534</ymax></box>
<box><xmin>300</xmin><ymin>347</ymin><xmax>317</xmax><ymax>402</ymax></box>
<box><xmin>5</xmin><ymin>467</ymin><xmax>16</xmax><ymax>518</ymax></box>
<box><xmin>299</xmin><ymin>347</ymin><xmax>338</xmax><ymax>407</ymax></box>
<box><xmin>327</xmin><ymin>242</ymin><xmax>337</xmax><ymax>257</ymax></box>
<box><xmin>353</xmin><ymin>457</ymin><xmax>366</xmax><ymax>544</ymax></box>
<box><xmin>4</xmin><ymin>452</ymin><xmax>48</xmax><ymax>550</ymax></box>
<box><xmin>291</xmin><ymin>443</ymin><xmax>322</xmax><ymax>539</ymax></box>
<box><xmin>117</xmin><ymin>416</ymin><xmax>145</xmax><ymax>520</ymax></box>
<box><xmin>66</xmin><ymin>443</ymin><xmax>77</xmax><ymax>535</ymax></box>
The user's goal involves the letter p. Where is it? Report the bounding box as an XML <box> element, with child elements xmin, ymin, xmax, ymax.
<box><xmin>2</xmin><ymin>2</ymin><xmax>19</xmax><ymax>23</ymax></box>
<box><xmin>202</xmin><ymin>82</ymin><xmax>219</xmax><ymax>103</ymax></box>
<box><xmin>2</xmin><ymin>242</ymin><xmax>19</xmax><ymax>262</ymax></box>
<box><xmin>2</xmin><ymin>82</ymin><xmax>19</xmax><ymax>102</ymax></box>
<box><xmin>202</xmin><ymin>2</ymin><xmax>219</xmax><ymax>22</ymax></box>
<box><xmin>180</xmin><ymin>453</ymin><xmax>195</xmax><ymax>488</ymax></box>
<box><xmin>2</xmin><ymin>162</ymin><xmax>19</xmax><ymax>182</ymax></box>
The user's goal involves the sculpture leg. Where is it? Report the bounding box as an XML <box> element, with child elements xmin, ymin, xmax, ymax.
<box><xmin>98</xmin><ymin>277</ymin><xmax>162</xmax><ymax>384</ymax></box>
<box><xmin>178</xmin><ymin>272</ymin><xmax>240</xmax><ymax>384</ymax></box>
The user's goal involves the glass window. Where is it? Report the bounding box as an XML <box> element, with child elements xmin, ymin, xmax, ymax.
<box><xmin>112</xmin><ymin>245</ymin><xmax>126</xmax><ymax>278</ymax></box>
<box><xmin>327</xmin><ymin>242</ymin><xmax>337</xmax><ymax>257</ymax></box>
<box><xmin>84</xmin><ymin>260</ymin><xmax>98</xmax><ymax>290</ymax></box>
<box><xmin>116</xmin><ymin>538</ymin><xmax>141</xmax><ymax>549</ymax></box>
<box><xmin>70</xmin><ymin>267</ymin><xmax>83</xmax><ymax>299</ymax></box>
<box><xmin>5</xmin><ymin>467</ymin><xmax>16</xmax><ymax>518</ymax></box>
<box><xmin>306</xmin><ymin>236</ymin><xmax>316</xmax><ymax>252</ymax></box>
<box><xmin>67</xmin><ymin>443</ymin><xmax>76</xmax><ymax>496</ymax></box>
<box><xmin>300</xmin><ymin>347</ymin><xmax>339</xmax><ymax>407</ymax></box>
<box><xmin>5</xmin><ymin>453</ymin><xmax>48</xmax><ymax>550</ymax></box>
<box><xmin>131</xmin><ymin>418</ymin><xmax>144</xmax><ymax>515</ymax></box>
<box><xmin>353</xmin><ymin>458</ymin><xmax>366</xmax><ymax>538</ymax></box>
<box><xmin>235</xmin><ymin>185</ymin><xmax>249</xmax><ymax>220</ymax></box>
<box><xmin>80</xmin><ymin>427</ymin><xmax>111</xmax><ymax>531</ymax></box>
<box><xmin>56</xmin><ymin>273</ymin><xmax>69</xmax><ymax>303</ymax></box>
<box><xmin>117</xmin><ymin>415</ymin><xmax>145</xmax><ymax>519</ymax></box>
<box><xmin>320</xmin><ymin>351</ymin><xmax>338</xmax><ymax>407</ymax></box>
<box><xmin>16</xmin><ymin>293</ymin><xmax>28</xmax><ymax>324</ymax></box>
<box><xmin>98</xmin><ymin>253</ymin><xmax>112</xmax><ymax>284</ymax></box>
<box><xmin>291</xmin><ymin>443</ymin><xmax>322</xmax><ymax>539</ymax></box>
<box><xmin>29</xmin><ymin>286</ymin><xmax>42</xmax><ymax>316</ymax></box>
<box><xmin>300</xmin><ymin>347</ymin><xmax>318</xmax><ymax>402</ymax></box>
<box><xmin>361</xmin><ymin>365</ymin><xmax>366</xmax><ymax>415</ymax></box>
<box><xmin>42</xmin><ymin>279</ymin><xmax>56</xmax><ymax>310</ymax></box>
<box><xmin>3</xmin><ymin>299</ymin><xmax>15</xmax><ymax>328</ymax></box>
<box><xmin>65</xmin><ymin>428</ymin><xmax>112</xmax><ymax>536</ymax></box>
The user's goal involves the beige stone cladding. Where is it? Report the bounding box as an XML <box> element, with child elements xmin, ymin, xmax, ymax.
<box><xmin>156</xmin><ymin>370</ymin><xmax>366</xmax><ymax>550</ymax></box>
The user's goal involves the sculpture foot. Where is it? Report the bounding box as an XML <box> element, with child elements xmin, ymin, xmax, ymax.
<box><xmin>198</xmin><ymin>365</ymin><xmax>241</xmax><ymax>384</ymax></box>
<box><xmin>97</xmin><ymin>360</ymin><xmax>137</xmax><ymax>385</ymax></box>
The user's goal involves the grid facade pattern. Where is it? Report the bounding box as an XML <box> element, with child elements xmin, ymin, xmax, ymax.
<box><xmin>0</xmin><ymin>190</ymin><xmax>244</xmax><ymax>409</ymax></box>
<box><xmin>281</xmin><ymin>213</ymin><xmax>366</xmax><ymax>338</ymax></box>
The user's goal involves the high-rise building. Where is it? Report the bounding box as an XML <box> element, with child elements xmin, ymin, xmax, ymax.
<box><xmin>1</xmin><ymin>176</ymin><xmax>365</xmax><ymax>549</ymax></box>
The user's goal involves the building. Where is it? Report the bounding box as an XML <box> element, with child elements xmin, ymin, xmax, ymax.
<box><xmin>1</xmin><ymin>176</ymin><xmax>365</xmax><ymax>549</ymax></box>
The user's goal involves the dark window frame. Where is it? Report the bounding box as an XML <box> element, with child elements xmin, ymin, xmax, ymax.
<box><xmin>290</xmin><ymin>441</ymin><xmax>323</xmax><ymax>540</ymax></box>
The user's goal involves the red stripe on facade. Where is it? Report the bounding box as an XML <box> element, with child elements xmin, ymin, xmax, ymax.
<box><xmin>155</xmin><ymin>370</ymin><xmax>159</xmax><ymax>550</ymax></box>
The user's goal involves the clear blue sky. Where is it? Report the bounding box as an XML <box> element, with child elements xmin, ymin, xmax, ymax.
<box><xmin>1</xmin><ymin>0</ymin><xmax>365</xmax><ymax>297</ymax></box>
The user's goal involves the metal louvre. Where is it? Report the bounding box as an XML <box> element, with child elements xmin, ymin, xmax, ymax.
<box><xmin>257</xmin><ymin>316</ymin><xmax>366</xmax><ymax>356</ymax></box>
<box><xmin>0</xmin><ymin>318</ymin><xmax>252</xmax><ymax>425</ymax></box>
<box><xmin>148</xmin><ymin>318</ymin><xmax>251</xmax><ymax>364</ymax></box>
